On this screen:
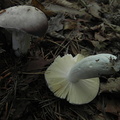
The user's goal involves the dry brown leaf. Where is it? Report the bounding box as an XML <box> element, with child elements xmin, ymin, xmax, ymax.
<box><xmin>91</xmin><ymin>41</ymin><xmax>102</xmax><ymax>50</ymax></box>
<box><xmin>109</xmin><ymin>0</ymin><xmax>120</xmax><ymax>7</ymax></box>
<box><xmin>105</xmin><ymin>101</ymin><xmax>120</xmax><ymax>116</ymax></box>
<box><xmin>97</xmin><ymin>97</ymin><xmax>120</xmax><ymax>116</ymax></box>
<box><xmin>70</xmin><ymin>42</ymin><xmax>79</xmax><ymax>55</ymax></box>
<box><xmin>63</xmin><ymin>19</ymin><xmax>77</xmax><ymax>30</ymax></box>
<box><xmin>31</xmin><ymin>0</ymin><xmax>56</xmax><ymax>17</ymax></box>
<box><xmin>90</xmin><ymin>23</ymin><xmax>105</xmax><ymax>32</ymax></box>
<box><xmin>93</xmin><ymin>113</ymin><xmax>110</xmax><ymax>120</ymax></box>
<box><xmin>48</xmin><ymin>13</ymin><xmax>64</xmax><ymax>33</ymax></box>
<box><xmin>44</xmin><ymin>2</ymin><xmax>88</xmax><ymax>17</ymax></box>
<box><xmin>100</xmin><ymin>77</ymin><xmax>120</xmax><ymax>93</ymax></box>
<box><xmin>47</xmin><ymin>13</ymin><xmax>65</xmax><ymax>39</ymax></box>
<box><xmin>64</xmin><ymin>18</ymin><xmax>90</xmax><ymax>31</ymax></box>
<box><xmin>88</xmin><ymin>2</ymin><xmax>101</xmax><ymax>18</ymax></box>
<box><xmin>23</xmin><ymin>57</ymin><xmax>53</xmax><ymax>72</ymax></box>
<box><xmin>52</xmin><ymin>0</ymin><xmax>81</xmax><ymax>10</ymax></box>
<box><xmin>95</xmin><ymin>32</ymin><xmax>106</xmax><ymax>41</ymax></box>
<box><xmin>54</xmin><ymin>0</ymin><xmax>72</xmax><ymax>7</ymax></box>
<box><xmin>64</xmin><ymin>29</ymin><xmax>83</xmax><ymax>42</ymax></box>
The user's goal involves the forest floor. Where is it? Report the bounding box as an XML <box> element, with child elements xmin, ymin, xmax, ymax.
<box><xmin>0</xmin><ymin>0</ymin><xmax>120</xmax><ymax>120</ymax></box>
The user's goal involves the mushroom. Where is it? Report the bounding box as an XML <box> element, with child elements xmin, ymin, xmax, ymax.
<box><xmin>45</xmin><ymin>53</ymin><xmax>117</xmax><ymax>104</ymax></box>
<box><xmin>0</xmin><ymin>5</ymin><xmax>48</xmax><ymax>56</ymax></box>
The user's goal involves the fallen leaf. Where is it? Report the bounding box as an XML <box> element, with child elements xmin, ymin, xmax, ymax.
<box><xmin>70</xmin><ymin>41</ymin><xmax>79</xmax><ymax>55</ymax></box>
<box><xmin>47</xmin><ymin>13</ymin><xmax>65</xmax><ymax>39</ymax></box>
<box><xmin>52</xmin><ymin>0</ymin><xmax>81</xmax><ymax>10</ymax></box>
<box><xmin>0</xmin><ymin>9</ymin><xmax>6</xmax><ymax>14</ymax></box>
<box><xmin>91</xmin><ymin>41</ymin><xmax>102</xmax><ymax>50</ymax></box>
<box><xmin>0</xmin><ymin>47</ymin><xmax>5</xmax><ymax>53</ymax></box>
<box><xmin>48</xmin><ymin>31</ymin><xmax>65</xmax><ymax>39</ymax></box>
<box><xmin>90</xmin><ymin>23</ymin><xmax>105</xmax><ymax>32</ymax></box>
<box><xmin>113</xmin><ymin>58</ymin><xmax>120</xmax><ymax>72</ymax></box>
<box><xmin>88</xmin><ymin>2</ymin><xmax>101</xmax><ymax>18</ymax></box>
<box><xmin>63</xmin><ymin>19</ymin><xmax>77</xmax><ymax>30</ymax></box>
<box><xmin>53</xmin><ymin>0</ymin><xmax>73</xmax><ymax>7</ymax></box>
<box><xmin>93</xmin><ymin>113</ymin><xmax>110</xmax><ymax>120</ymax></box>
<box><xmin>100</xmin><ymin>77</ymin><xmax>120</xmax><ymax>93</ymax></box>
<box><xmin>48</xmin><ymin>13</ymin><xmax>64</xmax><ymax>32</ymax></box>
<box><xmin>44</xmin><ymin>2</ymin><xmax>88</xmax><ymax>17</ymax></box>
<box><xmin>23</xmin><ymin>57</ymin><xmax>53</xmax><ymax>72</ymax></box>
<box><xmin>95</xmin><ymin>32</ymin><xmax>106</xmax><ymax>41</ymax></box>
<box><xmin>97</xmin><ymin>97</ymin><xmax>120</xmax><ymax>116</ymax></box>
<box><xmin>31</xmin><ymin>0</ymin><xmax>56</xmax><ymax>17</ymax></box>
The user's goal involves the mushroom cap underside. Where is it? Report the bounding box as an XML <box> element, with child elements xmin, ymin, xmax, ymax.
<box><xmin>45</xmin><ymin>54</ymin><xmax>100</xmax><ymax>105</ymax></box>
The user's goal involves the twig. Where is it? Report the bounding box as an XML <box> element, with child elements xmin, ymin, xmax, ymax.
<box><xmin>6</xmin><ymin>80</ymin><xmax>17</xmax><ymax>120</ymax></box>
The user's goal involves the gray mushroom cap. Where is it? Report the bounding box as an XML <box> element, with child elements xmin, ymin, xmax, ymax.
<box><xmin>0</xmin><ymin>5</ymin><xmax>48</xmax><ymax>37</ymax></box>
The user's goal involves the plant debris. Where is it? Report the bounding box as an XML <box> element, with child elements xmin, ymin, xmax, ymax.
<box><xmin>0</xmin><ymin>0</ymin><xmax>120</xmax><ymax>120</ymax></box>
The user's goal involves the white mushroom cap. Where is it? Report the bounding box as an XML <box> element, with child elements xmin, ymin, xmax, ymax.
<box><xmin>45</xmin><ymin>54</ymin><xmax>117</xmax><ymax>105</ymax></box>
<box><xmin>0</xmin><ymin>5</ymin><xmax>48</xmax><ymax>37</ymax></box>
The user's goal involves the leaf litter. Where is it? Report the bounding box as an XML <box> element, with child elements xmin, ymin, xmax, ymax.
<box><xmin>0</xmin><ymin>0</ymin><xmax>120</xmax><ymax>120</ymax></box>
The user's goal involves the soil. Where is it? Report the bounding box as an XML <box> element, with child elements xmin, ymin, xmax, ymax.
<box><xmin>0</xmin><ymin>0</ymin><xmax>120</xmax><ymax>120</ymax></box>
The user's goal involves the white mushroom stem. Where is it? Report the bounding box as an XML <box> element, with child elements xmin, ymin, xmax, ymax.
<box><xmin>12</xmin><ymin>30</ymin><xmax>31</xmax><ymax>56</ymax></box>
<box><xmin>68</xmin><ymin>54</ymin><xmax>117</xmax><ymax>83</ymax></box>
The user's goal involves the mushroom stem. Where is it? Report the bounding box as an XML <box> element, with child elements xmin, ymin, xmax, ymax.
<box><xmin>68</xmin><ymin>54</ymin><xmax>117</xmax><ymax>83</ymax></box>
<box><xmin>12</xmin><ymin>30</ymin><xmax>31</xmax><ymax>56</ymax></box>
